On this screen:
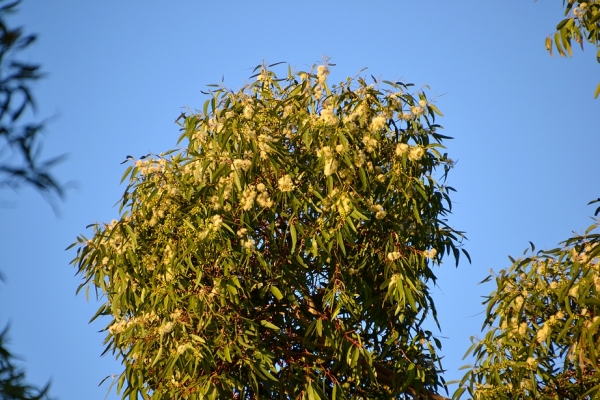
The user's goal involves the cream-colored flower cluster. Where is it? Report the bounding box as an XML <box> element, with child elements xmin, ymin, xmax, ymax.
<box><xmin>313</xmin><ymin>65</ymin><xmax>330</xmax><ymax>100</ymax></box>
<box><xmin>240</xmin><ymin>185</ymin><xmax>257</xmax><ymax>211</ymax></box>
<box><xmin>369</xmin><ymin>115</ymin><xmax>386</xmax><ymax>132</ymax></box>
<box><xmin>233</xmin><ymin>158</ymin><xmax>252</xmax><ymax>172</ymax></box>
<box><xmin>362</xmin><ymin>133</ymin><xmax>378</xmax><ymax>153</ymax></box>
<box><xmin>277</xmin><ymin>174</ymin><xmax>295</xmax><ymax>193</ymax></box>
<box><xmin>256</xmin><ymin>183</ymin><xmax>273</xmax><ymax>208</ymax></box>
<box><xmin>236</xmin><ymin>226</ymin><xmax>256</xmax><ymax>250</ymax></box>
<box><xmin>320</xmin><ymin>104</ymin><xmax>337</xmax><ymax>126</ymax></box>
<box><xmin>369</xmin><ymin>204</ymin><xmax>387</xmax><ymax>220</ymax></box>
<box><xmin>158</xmin><ymin>321</ymin><xmax>174</xmax><ymax>335</ymax></box>
<box><xmin>258</xmin><ymin>134</ymin><xmax>274</xmax><ymax>160</ymax></box>
<box><xmin>408</xmin><ymin>146</ymin><xmax>425</xmax><ymax>161</ymax></box>
<box><xmin>334</xmin><ymin>192</ymin><xmax>353</xmax><ymax>218</ymax></box>
<box><xmin>241</xmin><ymin>237</ymin><xmax>255</xmax><ymax>250</ymax></box>
<box><xmin>135</xmin><ymin>158</ymin><xmax>167</xmax><ymax>176</ymax></box>
<box><xmin>422</xmin><ymin>248</ymin><xmax>437</xmax><ymax>259</ymax></box>
<box><xmin>394</xmin><ymin>143</ymin><xmax>425</xmax><ymax>162</ymax></box>
<box><xmin>317</xmin><ymin>146</ymin><xmax>338</xmax><ymax>176</ymax></box>
<box><xmin>395</xmin><ymin>143</ymin><xmax>409</xmax><ymax>157</ymax></box>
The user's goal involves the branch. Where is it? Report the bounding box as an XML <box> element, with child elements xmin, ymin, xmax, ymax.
<box><xmin>366</xmin><ymin>357</ymin><xmax>450</xmax><ymax>400</ymax></box>
<box><xmin>281</xmin><ymin>318</ymin><xmax>451</xmax><ymax>400</ymax></box>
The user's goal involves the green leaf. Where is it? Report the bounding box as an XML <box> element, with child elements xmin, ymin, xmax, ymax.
<box><xmin>152</xmin><ymin>347</ymin><xmax>163</xmax><ymax>366</ymax></box>
<box><xmin>233</xmin><ymin>170</ymin><xmax>242</xmax><ymax>191</ymax></box>
<box><xmin>307</xmin><ymin>384</ymin><xmax>316</xmax><ymax>400</ymax></box>
<box><xmin>556</xmin><ymin>18</ymin><xmax>570</xmax><ymax>30</ymax></box>
<box><xmin>124</xmin><ymin>224</ymin><xmax>138</xmax><ymax>249</ymax></box>
<box><xmin>359</xmin><ymin>167</ymin><xmax>367</xmax><ymax>189</ymax></box>
<box><xmin>350</xmin><ymin>208</ymin><xmax>369</xmax><ymax>220</ymax></box>
<box><xmin>336</xmin><ymin>229</ymin><xmax>346</xmax><ymax>256</ymax></box>
<box><xmin>223</xmin><ymin>346</ymin><xmax>232</xmax><ymax>362</ymax></box>
<box><xmin>581</xmin><ymin>297</ymin><xmax>600</xmax><ymax>307</ymax></box>
<box><xmin>351</xmin><ymin>346</ymin><xmax>359</xmax><ymax>367</ymax></box>
<box><xmin>257</xmin><ymin>364</ymin><xmax>278</xmax><ymax>381</ymax></box>
<box><xmin>290</xmin><ymin>223</ymin><xmax>297</xmax><ymax>253</ymax></box>
<box><xmin>226</xmin><ymin>284</ymin><xmax>238</xmax><ymax>296</ymax></box>
<box><xmin>270</xmin><ymin>285</ymin><xmax>283</xmax><ymax>301</ymax></box>
<box><xmin>546</xmin><ymin>37</ymin><xmax>553</xmax><ymax>57</ymax></box>
<box><xmin>428</xmin><ymin>103</ymin><xmax>444</xmax><ymax>116</ymax></box>
<box><xmin>260</xmin><ymin>320</ymin><xmax>280</xmax><ymax>331</ymax></box>
<box><xmin>203</xmin><ymin>98</ymin><xmax>210</xmax><ymax>116</ymax></box>
<box><xmin>560</xmin><ymin>26</ymin><xmax>572</xmax><ymax>57</ymax></box>
<box><xmin>555</xmin><ymin>32</ymin><xmax>566</xmax><ymax>57</ymax></box>
<box><xmin>120</xmin><ymin>165</ymin><xmax>133</xmax><ymax>183</ymax></box>
<box><xmin>147</xmin><ymin>187</ymin><xmax>159</xmax><ymax>203</ymax></box>
<box><xmin>316</xmin><ymin>319</ymin><xmax>323</xmax><ymax>337</ymax></box>
<box><xmin>65</xmin><ymin>242</ymin><xmax>78</xmax><ymax>251</ymax></box>
<box><xmin>288</xmin><ymin>84</ymin><xmax>302</xmax><ymax>98</ymax></box>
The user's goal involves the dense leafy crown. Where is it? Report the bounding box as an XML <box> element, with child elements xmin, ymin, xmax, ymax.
<box><xmin>457</xmin><ymin>207</ymin><xmax>600</xmax><ymax>399</ymax></box>
<box><xmin>72</xmin><ymin>63</ymin><xmax>466</xmax><ymax>399</ymax></box>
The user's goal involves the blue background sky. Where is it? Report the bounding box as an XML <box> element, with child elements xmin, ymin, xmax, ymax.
<box><xmin>1</xmin><ymin>1</ymin><xmax>598</xmax><ymax>398</ymax></box>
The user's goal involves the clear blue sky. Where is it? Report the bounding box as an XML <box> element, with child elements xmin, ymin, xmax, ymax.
<box><xmin>1</xmin><ymin>1</ymin><xmax>598</xmax><ymax>398</ymax></box>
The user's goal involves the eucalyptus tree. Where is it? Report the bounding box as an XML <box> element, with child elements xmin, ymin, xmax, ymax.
<box><xmin>72</xmin><ymin>62</ymin><xmax>466</xmax><ymax>399</ymax></box>
<box><xmin>456</xmin><ymin>201</ymin><xmax>600</xmax><ymax>399</ymax></box>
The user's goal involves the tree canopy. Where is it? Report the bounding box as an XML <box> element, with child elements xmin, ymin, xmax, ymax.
<box><xmin>72</xmin><ymin>62</ymin><xmax>468</xmax><ymax>399</ymax></box>
<box><xmin>455</xmin><ymin>200</ymin><xmax>600</xmax><ymax>399</ymax></box>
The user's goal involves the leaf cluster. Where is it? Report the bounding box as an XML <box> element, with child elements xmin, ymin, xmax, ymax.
<box><xmin>544</xmin><ymin>0</ymin><xmax>600</xmax><ymax>98</ymax></box>
<box><xmin>456</xmin><ymin>213</ymin><xmax>600</xmax><ymax>399</ymax></box>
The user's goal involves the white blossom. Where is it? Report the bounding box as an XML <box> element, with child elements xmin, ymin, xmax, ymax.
<box><xmin>278</xmin><ymin>174</ymin><xmax>295</xmax><ymax>192</ymax></box>
<box><xmin>408</xmin><ymin>146</ymin><xmax>425</xmax><ymax>161</ymax></box>
<box><xmin>370</xmin><ymin>115</ymin><xmax>386</xmax><ymax>132</ymax></box>
<box><xmin>210</xmin><ymin>214</ymin><xmax>223</xmax><ymax>230</ymax></box>
<box><xmin>243</xmin><ymin>105</ymin><xmax>254</xmax><ymax>119</ymax></box>
<box><xmin>158</xmin><ymin>321</ymin><xmax>174</xmax><ymax>335</ymax></box>
<box><xmin>536</xmin><ymin>324</ymin><xmax>549</xmax><ymax>343</ymax></box>
<box><xmin>316</xmin><ymin>65</ymin><xmax>329</xmax><ymax>84</ymax></box>
<box><xmin>241</xmin><ymin>238</ymin><xmax>255</xmax><ymax>250</ymax></box>
<box><xmin>320</xmin><ymin>106</ymin><xmax>337</xmax><ymax>125</ymax></box>
<box><xmin>233</xmin><ymin>159</ymin><xmax>252</xmax><ymax>172</ymax></box>
<box><xmin>395</xmin><ymin>143</ymin><xmax>409</xmax><ymax>156</ymax></box>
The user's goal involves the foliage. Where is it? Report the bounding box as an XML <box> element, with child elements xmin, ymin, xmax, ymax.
<box><xmin>72</xmin><ymin>62</ymin><xmax>467</xmax><ymax>399</ymax></box>
<box><xmin>0</xmin><ymin>0</ymin><xmax>62</xmax><ymax>197</ymax></box>
<box><xmin>453</xmin><ymin>2</ymin><xmax>600</xmax><ymax>396</ymax></box>
<box><xmin>0</xmin><ymin>328</ymin><xmax>52</xmax><ymax>400</ymax></box>
<box><xmin>456</xmin><ymin>200</ymin><xmax>600</xmax><ymax>399</ymax></box>
<box><xmin>544</xmin><ymin>0</ymin><xmax>600</xmax><ymax>98</ymax></box>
